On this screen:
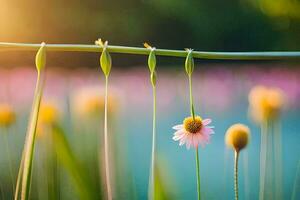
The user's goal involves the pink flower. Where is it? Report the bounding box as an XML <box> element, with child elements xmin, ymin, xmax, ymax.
<box><xmin>172</xmin><ymin>116</ymin><xmax>214</xmax><ymax>149</ymax></box>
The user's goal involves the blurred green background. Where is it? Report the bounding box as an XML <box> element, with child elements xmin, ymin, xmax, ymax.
<box><xmin>1</xmin><ymin>0</ymin><xmax>300</xmax><ymax>67</ymax></box>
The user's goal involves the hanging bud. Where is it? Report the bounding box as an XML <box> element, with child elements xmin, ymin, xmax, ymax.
<box><xmin>185</xmin><ymin>49</ymin><xmax>194</xmax><ymax>76</ymax></box>
<box><xmin>150</xmin><ymin>71</ymin><xmax>157</xmax><ymax>87</ymax></box>
<box><xmin>148</xmin><ymin>50</ymin><xmax>156</xmax><ymax>73</ymax></box>
<box><xmin>35</xmin><ymin>42</ymin><xmax>46</xmax><ymax>72</ymax></box>
<box><xmin>99</xmin><ymin>40</ymin><xmax>112</xmax><ymax>77</ymax></box>
<box><xmin>144</xmin><ymin>42</ymin><xmax>156</xmax><ymax>73</ymax></box>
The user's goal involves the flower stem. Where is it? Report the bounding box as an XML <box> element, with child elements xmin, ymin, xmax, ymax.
<box><xmin>195</xmin><ymin>148</ymin><xmax>201</xmax><ymax>200</ymax></box>
<box><xmin>188</xmin><ymin>75</ymin><xmax>195</xmax><ymax>119</ymax></box>
<box><xmin>1</xmin><ymin>42</ymin><xmax>300</xmax><ymax>60</ymax></box>
<box><xmin>104</xmin><ymin>76</ymin><xmax>112</xmax><ymax>200</ymax></box>
<box><xmin>21</xmin><ymin>70</ymin><xmax>45</xmax><ymax>200</ymax></box>
<box><xmin>148</xmin><ymin>85</ymin><xmax>156</xmax><ymax>200</ymax></box>
<box><xmin>234</xmin><ymin>151</ymin><xmax>239</xmax><ymax>200</ymax></box>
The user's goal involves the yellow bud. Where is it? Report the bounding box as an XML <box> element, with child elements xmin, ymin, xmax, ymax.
<box><xmin>35</xmin><ymin>42</ymin><xmax>46</xmax><ymax>72</ymax></box>
<box><xmin>225</xmin><ymin>124</ymin><xmax>250</xmax><ymax>152</ymax></box>
<box><xmin>148</xmin><ymin>49</ymin><xmax>156</xmax><ymax>73</ymax></box>
<box><xmin>98</xmin><ymin>40</ymin><xmax>112</xmax><ymax>77</ymax></box>
<box><xmin>0</xmin><ymin>104</ymin><xmax>16</xmax><ymax>128</ymax></box>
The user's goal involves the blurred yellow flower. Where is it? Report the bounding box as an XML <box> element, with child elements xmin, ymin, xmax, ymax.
<box><xmin>0</xmin><ymin>103</ymin><xmax>16</xmax><ymax>128</ymax></box>
<box><xmin>71</xmin><ymin>87</ymin><xmax>118</xmax><ymax>118</ymax></box>
<box><xmin>36</xmin><ymin>101</ymin><xmax>61</xmax><ymax>138</ymax></box>
<box><xmin>248</xmin><ymin>85</ymin><xmax>285</xmax><ymax>123</ymax></box>
<box><xmin>225</xmin><ymin>124</ymin><xmax>250</xmax><ymax>152</ymax></box>
<box><xmin>39</xmin><ymin>101</ymin><xmax>60</xmax><ymax>125</ymax></box>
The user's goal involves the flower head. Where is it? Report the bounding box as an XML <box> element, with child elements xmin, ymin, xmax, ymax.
<box><xmin>172</xmin><ymin>116</ymin><xmax>214</xmax><ymax>149</ymax></box>
<box><xmin>248</xmin><ymin>85</ymin><xmax>285</xmax><ymax>123</ymax></box>
<box><xmin>0</xmin><ymin>103</ymin><xmax>16</xmax><ymax>128</ymax></box>
<box><xmin>225</xmin><ymin>124</ymin><xmax>250</xmax><ymax>152</ymax></box>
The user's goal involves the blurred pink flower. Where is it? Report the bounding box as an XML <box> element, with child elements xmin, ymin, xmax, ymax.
<box><xmin>172</xmin><ymin>116</ymin><xmax>214</xmax><ymax>149</ymax></box>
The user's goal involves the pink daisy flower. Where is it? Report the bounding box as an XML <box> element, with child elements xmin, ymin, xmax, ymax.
<box><xmin>172</xmin><ymin>116</ymin><xmax>214</xmax><ymax>149</ymax></box>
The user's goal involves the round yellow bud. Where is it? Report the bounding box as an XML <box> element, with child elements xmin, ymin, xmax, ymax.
<box><xmin>225</xmin><ymin>124</ymin><xmax>250</xmax><ymax>152</ymax></box>
<box><xmin>0</xmin><ymin>104</ymin><xmax>16</xmax><ymax>128</ymax></box>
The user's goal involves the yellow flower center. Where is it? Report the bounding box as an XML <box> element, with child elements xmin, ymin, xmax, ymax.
<box><xmin>183</xmin><ymin>116</ymin><xmax>202</xmax><ymax>134</ymax></box>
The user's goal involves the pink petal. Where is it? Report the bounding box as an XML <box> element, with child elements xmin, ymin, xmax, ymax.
<box><xmin>186</xmin><ymin>135</ymin><xmax>192</xmax><ymax>149</ymax></box>
<box><xmin>173</xmin><ymin>131</ymin><xmax>185</xmax><ymax>141</ymax></box>
<box><xmin>173</xmin><ymin>124</ymin><xmax>183</xmax><ymax>130</ymax></box>
<box><xmin>202</xmin><ymin>118</ymin><xmax>212</xmax><ymax>126</ymax></box>
<box><xmin>179</xmin><ymin>135</ymin><xmax>187</xmax><ymax>146</ymax></box>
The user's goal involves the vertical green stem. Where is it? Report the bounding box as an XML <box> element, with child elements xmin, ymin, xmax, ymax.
<box><xmin>104</xmin><ymin>76</ymin><xmax>112</xmax><ymax>200</ymax></box>
<box><xmin>3</xmin><ymin>128</ymin><xmax>15</xmax><ymax>194</ymax></box>
<box><xmin>21</xmin><ymin>70</ymin><xmax>45</xmax><ymax>200</ymax></box>
<box><xmin>259</xmin><ymin>119</ymin><xmax>268</xmax><ymax>200</ymax></box>
<box><xmin>195</xmin><ymin>148</ymin><xmax>201</xmax><ymax>200</ymax></box>
<box><xmin>148</xmin><ymin>85</ymin><xmax>156</xmax><ymax>200</ymax></box>
<box><xmin>188</xmin><ymin>75</ymin><xmax>195</xmax><ymax>119</ymax></box>
<box><xmin>234</xmin><ymin>151</ymin><xmax>239</xmax><ymax>200</ymax></box>
<box><xmin>14</xmin><ymin>150</ymin><xmax>24</xmax><ymax>200</ymax></box>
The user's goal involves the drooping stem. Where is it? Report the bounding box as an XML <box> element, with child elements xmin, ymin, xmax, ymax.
<box><xmin>21</xmin><ymin>70</ymin><xmax>45</xmax><ymax>200</ymax></box>
<box><xmin>104</xmin><ymin>76</ymin><xmax>112</xmax><ymax>200</ymax></box>
<box><xmin>188</xmin><ymin>74</ymin><xmax>195</xmax><ymax>119</ymax></box>
<box><xmin>234</xmin><ymin>151</ymin><xmax>239</xmax><ymax>200</ymax></box>
<box><xmin>148</xmin><ymin>85</ymin><xmax>157</xmax><ymax>200</ymax></box>
<box><xmin>195</xmin><ymin>148</ymin><xmax>201</xmax><ymax>200</ymax></box>
<box><xmin>259</xmin><ymin>119</ymin><xmax>268</xmax><ymax>200</ymax></box>
<box><xmin>1</xmin><ymin>42</ymin><xmax>300</xmax><ymax>60</ymax></box>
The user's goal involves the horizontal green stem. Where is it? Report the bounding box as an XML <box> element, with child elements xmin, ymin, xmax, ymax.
<box><xmin>1</xmin><ymin>42</ymin><xmax>300</xmax><ymax>60</ymax></box>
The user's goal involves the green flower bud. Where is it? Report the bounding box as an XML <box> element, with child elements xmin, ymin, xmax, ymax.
<box><xmin>35</xmin><ymin>42</ymin><xmax>46</xmax><ymax>72</ymax></box>
<box><xmin>185</xmin><ymin>49</ymin><xmax>194</xmax><ymax>76</ymax></box>
<box><xmin>150</xmin><ymin>71</ymin><xmax>157</xmax><ymax>87</ymax></box>
<box><xmin>148</xmin><ymin>49</ymin><xmax>156</xmax><ymax>73</ymax></box>
<box><xmin>100</xmin><ymin>41</ymin><xmax>112</xmax><ymax>77</ymax></box>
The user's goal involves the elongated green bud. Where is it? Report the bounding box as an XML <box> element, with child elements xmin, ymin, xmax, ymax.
<box><xmin>100</xmin><ymin>41</ymin><xmax>112</xmax><ymax>77</ymax></box>
<box><xmin>150</xmin><ymin>71</ymin><xmax>157</xmax><ymax>87</ymax></box>
<box><xmin>185</xmin><ymin>49</ymin><xmax>194</xmax><ymax>76</ymax></box>
<box><xmin>35</xmin><ymin>42</ymin><xmax>46</xmax><ymax>72</ymax></box>
<box><xmin>148</xmin><ymin>49</ymin><xmax>156</xmax><ymax>73</ymax></box>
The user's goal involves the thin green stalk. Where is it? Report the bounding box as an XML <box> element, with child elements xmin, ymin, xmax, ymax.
<box><xmin>195</xmin><ymin>148</ymin><xmax>201</xmax><ymax>200</ymax></box>
<box><xmin>1</xmin><ymin>42</ymin><xmax>300</xmax><ymax>60</ymax></box>
<box><xmin>259</xmin><ymin>120</ymin><xmax>268</xmax><ymax>200</ymax></box>
<box><xmin>104</xmin><ymin>76</ymin><xmax>112</xmax><ymax>200</ymax></box>
<box><xmin>14</xmin><ymin>149</ymin><xmax>24</xmax><ymax>200</ymax></box>
<box><xmin>188</xmin><ymin>75</ymin><xmax>195</xmax><ymax>119</ymax></box>
<box><xmin>148</xmin><ymin>85</ymin><xmax>157</xmax><ymax>200</ymax></box>
<box><xmin>3</xmin><ymin>128</ymin><xmax>15</xmax><ymax>194</ymax></box>
<box><xmin>21</xmin><ymin>70</ymin><xmax>45</xmax><ymax>200</ymax></box>
<box><xmin>234</xmin><ymin>151</ymin><xmax>239</xmax><ymax>200</ymax></box>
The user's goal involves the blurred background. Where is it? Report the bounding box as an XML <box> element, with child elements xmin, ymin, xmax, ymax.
<box><xmin>0</xmin><ymin>0</ymin><xmax>300</xmax><ymax>200</ymax></box>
